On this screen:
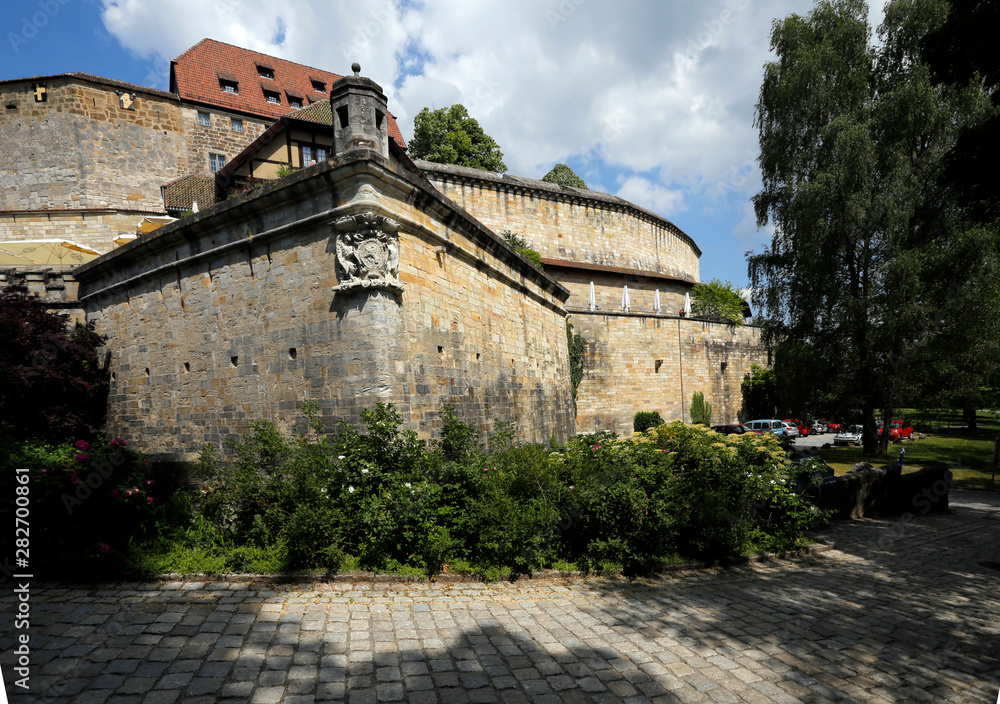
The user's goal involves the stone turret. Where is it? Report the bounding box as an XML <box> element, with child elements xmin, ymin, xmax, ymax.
<box><xmin>329</xmin><ymin>63</ymin><xmax>390</xmax><ymax>159</ymax></box>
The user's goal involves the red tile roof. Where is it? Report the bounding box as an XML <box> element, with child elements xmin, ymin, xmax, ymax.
<box><xmin>162</xmin><ymin>174</ymin><xmax>216</xmax><ymax>212</ymax></box>
<box><xmin>170</xmin><ymin>39</ymin><xmax>405</xmax><ymax>148</ymax></box>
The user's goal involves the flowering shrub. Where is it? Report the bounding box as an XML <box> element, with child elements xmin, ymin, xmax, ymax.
<box><xmin>0</xmin><ymin>433</ymin><xmax>178</xmax><ymax>577</ymax></box>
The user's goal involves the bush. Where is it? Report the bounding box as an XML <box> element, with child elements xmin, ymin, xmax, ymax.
<box><xmin>0</xmin><ymin>287</ymin><xmax>109</xmax><ymax>443</ymax></box>
<box><xmin>633</xmin><ymin>410</ymin><xmax>665</xmax><ymax>433</ymax></box>
<box><xmin>690</xmin><ymin>392</ymin><xmax>713</xmax><ymax>426</ymax></box>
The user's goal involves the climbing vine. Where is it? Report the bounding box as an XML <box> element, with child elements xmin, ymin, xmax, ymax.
<box><xmin>567</xmin><ymin>319</ymin><xmax>585</xmax><ymax>410</ymax></box>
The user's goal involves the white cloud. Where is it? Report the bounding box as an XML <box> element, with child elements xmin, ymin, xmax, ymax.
<box><xmin>616</xmin><ymin>176</ymin><xmax>686</xmax><ymax>218</ymax></box>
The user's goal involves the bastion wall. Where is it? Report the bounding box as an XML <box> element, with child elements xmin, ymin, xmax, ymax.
<box><xmin>74</xmin><ymin>152</ymin><xmax>575</xmax><ymax>460</ymax></box>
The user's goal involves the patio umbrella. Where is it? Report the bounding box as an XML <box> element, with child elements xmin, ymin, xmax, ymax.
<box><xmin>135</xmin><ymin>216</ymin><xmax>176</xmax><ymax>235</ymax></box>
<box><xmin>588</xmin><ymin>281</ymin><xmax>596</xmax><ymax>311</ymax></box>
<box><xmin>621</xmin><ymin>285</ymin><xmax>630</xmax><ymax>313</ymax></box>
<box><xmin>0</xmin><ymin>247</ymin><xmax>38</xmax><ymax>266</ymax></box>
<box><xmin>654</xmin><ymin>289</ymin><xmax>661</xmax><ymax>314</ymax></box>
<box><xmin>113</xmin><ymin>234</ymin><xmax>138</xmax><ymax>247</ymax></box>
<box><xmin>0</xmin><ymin>239</ymin><xmax>102</xmax><ymax>266</ymax></box>
<box><xmin>683</xmin><ymin>291</ymin><xmax>692</xmax><ymax>317</ymax></box>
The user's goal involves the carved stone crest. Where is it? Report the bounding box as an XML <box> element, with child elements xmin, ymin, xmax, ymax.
<box><xmin>331</xmin><ymin>211</ymin><xmax>403</xmax><ymax>293</ymax></box>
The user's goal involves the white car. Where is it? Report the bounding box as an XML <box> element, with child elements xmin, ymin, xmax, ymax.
<box><xmin>781</xmin><ymin>421</ymin><xmax>800</xmax><ymax>439</ymax></box>
<box><xmin>834</xmin><ymin>425</ymin><xmax>863</xmax><ymax>445</ymax></box>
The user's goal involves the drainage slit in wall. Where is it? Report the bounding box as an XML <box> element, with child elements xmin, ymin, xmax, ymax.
<box><xmin>655</xmin><ymin>359</ymin><xmax>663</xmax><ymax>373</ymax></box>
<box><xmin>288</xmin><ymin>348</ymin><xmax>297</xmax><ymax>360</ymax></box>
<box><xmin>231</xmin><ymin>356</ymin><xmax>238</xmax><ymax>367</ymax></box>
<box><xmin>183</xmin><ymin>362</ymin><xmax>190</xmax><ymax>373</ymax></box>
<box><xmin>476</xmin><ymin>353</ymin><xmax>481</xmax><ymax>361</ymax></box>
<box><xmin>144</xmin><ymin>367</ymin><xmax>150</xmax><ymax>377</ymax></box>
<box><xmin>437</xmin><ymin>346</ymin><xmax>444</xmax><ymax>354</ymax></box>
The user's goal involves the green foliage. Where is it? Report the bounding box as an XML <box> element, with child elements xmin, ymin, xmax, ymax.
<box><xmin>566</xmin><ymin>320</ymin><xmax>585</xmax><ymax>409</ymax></box>
<box><xmin>690</xmin><ymin>280</ymin><xmax>745</xmax><ymax>326</ymax></box>
<box><xmin>439</xmin><ymin>405</ymin><xmax>480</xmax><ymax>464</ymax></box>
<box><xmin>275</xmin><ymin>163</ymin><xmax>294</xmax><ymax>178</ymax></box>
<box><xmin>541</xmin><ymin>163</ymin><xmax>587</xmax><ymax>189</ymax></box>
<box><xmin>409</xmin><ymin>104</ymin><xmax>507</xmax><ymax>172</ymax></box>
<box><xmin>750</xmin><ymin>0</ymin><xmax>1000</xmax><ymax>454</ymax></box>
<box><xmin>0</xmin><ymin>287</ymin><xmax>109</xmax><ymax>443</ymax></box>
<box><xmin>633</xmin><ymin>411</ymin><xmax>664</xmax><ymax>433</ymax></box>
<box><xmin>741</xmin><ymin>364</ymin><xmax>777</xmax><ymax>419</ymax></box>
<box><xmin>690</xmin><ymin>392</ymin><xmax>712</xmax><ymax>426</ymax></box>
<box><xmin>500</xmin><ymin>230</ymin><xmax>544</xmax><ymax>270</ymax></box>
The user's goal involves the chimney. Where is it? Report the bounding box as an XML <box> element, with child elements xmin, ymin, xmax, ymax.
<box><xmin>329</xmin><ymin>62</ymin><xmax>390</xmax><ymax>159</ymax></box>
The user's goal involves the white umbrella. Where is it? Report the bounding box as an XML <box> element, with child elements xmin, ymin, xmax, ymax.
<box><xmin>621</xmin><ymin>285</ymin><xmax>630</xmax><ymax>313</ymax></box>
<box><xmin>135</xmin><ymin>216</ymin><xmax>176</xmax><ymax>235</ymax></box>
<box><xmin>683</xmin><ymin>291</ymin><xmax>692</xmax><ymax>317</ymax></box>
<box><xmin>654</xmin><ymin>289</ymin><xmax>661</xmax><ymax>314</ymax></box>
<box><xmin>114</xmin><ymin>234</ymin><xmax>138</xmax><ymax>247</ymax></box>
<box><xmin>0</xmin><ymin>239</ymin><xmax>101</xmax><ymax>266</ymax></box>
<box><xmin>588</xmin><ymin>281</ymin><xmax>596</xmax><ymax>311</ymax></box>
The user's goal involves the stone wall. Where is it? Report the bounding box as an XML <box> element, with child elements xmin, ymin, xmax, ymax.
<box><xmin>0</xmin><ymin>268</ymin><xmax>85</xmax><ymax>323</ymax></box>
<box><xmin>554</xmin><ymin>266</ymin><xmax>690</xmax><ymax>317</ymax></box>
<box><xmin>75</xmin><ymin>153</ymin><xmax>574</xmax><ymax>460</ymax></box>
<box><xmin>419</xmin><ymin>162</ymin><xmax>701</xmax><ymax>284</ymax></box>
<box><xmin>0</xmin><ymin>209</ymin><xmax>163</xmax><ymax>255</ymax></box>
<box><xmin>0</xmin><ymin>78</ymin><xmax>187</xmax><ymax>214</ymax></box>
<box><xmin>570</xmin><ymin>311</ymin><xmax>767</xmax><ymax>435</ymax></box>
<box><xmin>180</xmin><ymin>106</ymin><xmax>268</xmax><ymax>176</ymax></box>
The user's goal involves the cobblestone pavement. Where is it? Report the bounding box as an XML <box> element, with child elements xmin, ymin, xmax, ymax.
<box><xmin>2</xmin><ymin>490</ymin><xmax>999</xmax><ymax>704</ymax></box>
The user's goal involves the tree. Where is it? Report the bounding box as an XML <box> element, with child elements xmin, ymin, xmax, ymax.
<box><xmin>0</xmin><ymin>288</ymin><xmax>109</xmax><ymax>442</ymax></box>
<box><xmin>690</xmin><ymin>392</ymin><xmax>712</xmax><ymax>426</ymax></box>
<box><xmin>500</xmin><ymin>230</ymin><xmax>544</xmax><ymax>270</ymax></box>
<box><xmin>690</xmin><ymin>280</ymin><xmax>745</xmax><ymax>325</ymax></box>
<box><xmin>749</xmin><ymin>0</ymin><xmax>996</xmax><ymax>454</ymax></box>
<box><xmin>408</xmin><ymin>105</ymin><xmax>507</xmax><ymax>172</ymax></box>
<box><xmin>741</xmin><ymin>364</ymin><xmax>777</xmax><ymax>419</ymax></box>
<box><xmin>541</xmin><ymin>163</ymin><xmax>587</xmax><ymax>189</ymax></box>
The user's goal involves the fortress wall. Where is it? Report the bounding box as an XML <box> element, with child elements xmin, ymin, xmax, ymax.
<box><xmin>0</xmin><ymin>210</ymin><xmax>162</xmax><ymax>255</ymax></box>
<box><xmin>0</xmin><ymin>268</ymin><xmax>85</xmax><ymax>324</ymax></box>
<box><xmin>179</xmin><ymin>106</ymin><xmax>268</xmax><ymax>177</ymax></box>
<box><xmin>421</xmin><ymin>165</ymin><xmax>700</xmax><ymax>283</ymax></box>
<box><xmin>0</xmin><ymin>79</ymin><xmax>187</xmax><ymax>214</ymax></box>
<box><xmin>76</xmin><ymin>156</ymin><xmax>574</xmax><ymax>460</ymax></box>
<box><xmin>571</xmin><ymin>312</ymin><xmax>767</xmax><ymax>435</ymax></box>
<box><xmin>555</xmin><ymin>268</ymin><xmax>690</xmax><ymax>316</ymax></box>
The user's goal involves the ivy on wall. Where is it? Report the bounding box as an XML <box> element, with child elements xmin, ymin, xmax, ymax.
<box><xmin>567</xmin><ymin>319</ymin><xmax>585</xmax><ymax>411</ymax></box>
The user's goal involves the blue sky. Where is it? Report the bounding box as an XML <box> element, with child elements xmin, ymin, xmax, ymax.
<box><xmin>1</xmin><ymin>0</ymin><xmax>887</xmax><ymax>286</ymax></box>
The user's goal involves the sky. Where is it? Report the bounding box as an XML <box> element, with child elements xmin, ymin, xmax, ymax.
<box><xmin>2</xmin><ymin>0</ymin><xmax>886</xmax><ymax>286</ymax></box>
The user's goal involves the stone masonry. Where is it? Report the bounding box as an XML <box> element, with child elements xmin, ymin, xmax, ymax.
<box><xmin>74</xmin><ymin>151</ymin><xmax>574</xmax><ymax>460</ymax></box>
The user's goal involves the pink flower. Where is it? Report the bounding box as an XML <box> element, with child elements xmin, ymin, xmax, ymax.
<box><xmin>41</xmin><ymin>468</ymin><xmax>48</xmax><ymax>474</ymax></box>
<box><xmin>483</xmin><ymin>468</ymin><xmax>489</xmax><ymax>472</ymax></box>
<box><xmin>74</xmin><ymin>453</ymin><xmax>89</xmax><ymax>462</ymax></box>
<box><xmin>109</xmin><ymin>437</ymin><xmax>127</xmax><ymax>447</ymax></box>
<box><xmin>132</xmin><ymin>486</ymin><xmax>139</xmax><ymax>493</ymax></box>
<box><xmin>70</xmin><ymin>471</ymin><xmax>80</xmax><ymax>485</ymax></box>
<box><xmin>143</xmin><ymin>460</ymin><xmax>149</xmax><ymax>466</ymax></box>
<box><xmin>569</xmin><ymin>485</ymin><xmax>575</xmax><ymax>490</ymax></box>
<box><xmin>591</xmin><ymin>444</ymin><xmax>602</xmax><ymax>451</ymax></box>
<box><xmin>147</xmin><ymin>497</ymin><xmax>153</xmax><ymax>503</ymax></box>
<box><xmin>74</xmin><ymin>440</ymin><xmax>90</xmax><ymax>450</ymax></box>
<box><xmin>146</xmin><ymin>480</ymin><xmax>154</xmax><ymax>486</ymax></box>
<box><xmin>99</xmin><ymin>543</ymin><xmax>111</xmax><ymax>553</ymax></box>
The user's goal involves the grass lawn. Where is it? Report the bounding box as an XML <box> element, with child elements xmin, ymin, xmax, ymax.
<box><xmin>817</xmin><ymin>409</ymin><xmax>1000</xmax><ymax>491</ymax></box>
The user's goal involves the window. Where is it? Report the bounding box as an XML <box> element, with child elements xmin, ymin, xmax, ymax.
<box><xmin>209</xmin><ymin>153</ymin><xmax>226</xmax><ymax>173</ymax></box>
<box><xmin>311</xmin><ymin>80</ymin><xmax>325</xmax><ymax>93</ymax></box>
<box><xmin>300</xmin><ymin>145</ymin><xmax>328</xmax><ymax>166</ymax></box>
<box><xmin>289</xmin><ymin>99</ymin><xmax>302</xmax><ymax>109</ymax></box>
<box><xmin>257</xmin><ymin>65</ymin><xmax>274</xmax><ymax>80</ymax></box>
<box><xmin>220</xmin><ymin>79</ymin><xmax>238</xmax><ymax>94</ymax></box>
<box><xmin>231</xmin><ymin>118</ymin><xmax>243</xmax><ymax>133</ymax></box>
<box><xmin>264</xmin><ymin>90</ymin><xmax>280</xmax><ymax>104</ymax></box>
<box><xmin>198</xmin><ymin>111</ymin><xmax>210</xmax><ymax>126</ymax></box>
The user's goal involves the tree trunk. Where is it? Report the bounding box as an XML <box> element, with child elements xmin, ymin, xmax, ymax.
<box><xmin>862</xmin><ymin>403</ymin><xmax>878</xmax><ymax>456</ymax></box>
<box><xmin>964</xmin><ymin>406</ymin><xmax>978</xmax><ymax>430</ymax></box>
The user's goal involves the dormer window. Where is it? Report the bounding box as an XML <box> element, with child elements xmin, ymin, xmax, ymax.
<box><xmin>311</xmin><ymin>79</ymin><xmax>325</xmax><ymax>93</ymax></box>
<box><xmin>257</xmin><ymin>64</ymin><xmax>275</xmax><ymax>80</ymax></box>
<box><xmin>220</xmin><ymin>79</ymin><xmax>238</xmax><ymax>94</ymax></box>
<box><xmin>287</xmin><ymin>92</ymin><xmax>302</xmax><ymax>109</ymax></box>
<box><xmin>263</xmin><ymin>89</ymin><xmax>280</xmax><ymax>105</ymax></box>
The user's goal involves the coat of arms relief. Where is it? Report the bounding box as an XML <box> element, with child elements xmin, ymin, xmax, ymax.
<box><xmin>331</xmin><ymin>212</ymin><xmax>403</xmax><ymax>293</ymax></box>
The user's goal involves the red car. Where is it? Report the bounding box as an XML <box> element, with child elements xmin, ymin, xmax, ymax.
<box><xmin>821</xmin><ymin>418</ymin><xmax>842</xmax><ymax>432</ymax></box>
<box><xmin>878</xmin><ymin>419</ymin><xmax>914</xmax><ymax>441</ymax></box>
<box><xmin>783</xmin><ymin>419</ymin><xmax>811</xmax><ymax>437</ymax></box>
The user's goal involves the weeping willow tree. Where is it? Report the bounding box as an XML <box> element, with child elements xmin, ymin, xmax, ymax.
<box><xmin>749</xmin><ymin>0</ymin><xmax>998</xmax><ymax>454</ymax></box>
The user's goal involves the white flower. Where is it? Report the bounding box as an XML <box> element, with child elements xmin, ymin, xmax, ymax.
<box><xmin>361</xmin><ymin>468</ymin><xmax>369</xmax><ymax>474</ymax></box>
<box><xmin>338</xmin><ymin>455</ymin><xmax>346</xmax><ymax>460</ymax></box>
<box><xmin>404</xmin><ymin>482</ymin><xmax>412</xmax><ymax>488</ymax></box>
<box><xmin>348</xmin><ymin>486</ymin><xmax>355</xmax><ymax>493</ymax></box>
<box><xmin>320</xmin><ymin>488</ymin><xmax>327</xmax><ymax>493</ymax></box>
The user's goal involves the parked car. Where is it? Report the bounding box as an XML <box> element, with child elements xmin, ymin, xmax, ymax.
<box><xmin>711</xmin><ymin>424</ymin><xmax>757</xmax><ymax>435</ymax></box>
<box><xmin>807</xmin><ymin>419</ymin><xmax>828</xmax><ymax>434</ymax></box>
<box><xmin>785</xmin><ymin>419</ymin><xmax>811</xmax><ymax>437</ymax></box>
<box><xmin>746</xmin><ymin>419</ymin><xmax>788</xmax><ymax>437</ymax></box>
<box><xmin>834</xmin><ymin>425</ymin><xmax>863</xmax><ymax>445</ymax></box>
<box><xmin>781</xmin><ymin>421</ymin><xmax>800</xmax><ymax>439</ymax></box>
<box><xmin>878</xmin><ymin>419</ymin><xmax>914</xmax><ymax>441</ymax></box>
<box><xmin>821</xmin><ymin>418</ymin><xmax>842</xmax><ymax>432</ymax></box>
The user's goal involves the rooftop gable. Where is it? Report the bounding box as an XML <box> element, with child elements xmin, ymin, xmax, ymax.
<box><xmin>170</xmin><ymin>38</ymin><xmax>405</xmax><ymax>148</ymax></box>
